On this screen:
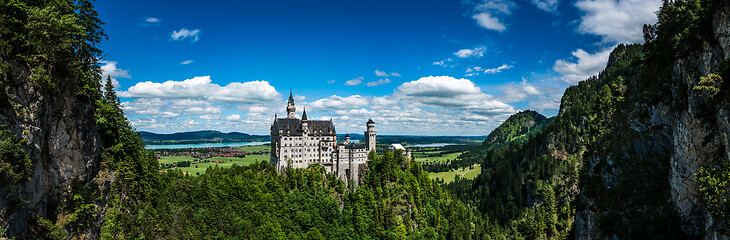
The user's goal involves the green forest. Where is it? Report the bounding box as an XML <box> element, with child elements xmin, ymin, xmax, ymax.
<box><xmin>1</xmin><ymin>0</ymin><xmax>729</xmax><ymax>239</ymax></box>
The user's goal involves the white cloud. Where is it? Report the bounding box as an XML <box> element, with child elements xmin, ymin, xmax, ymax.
<box><xmin>433</xmin><ymin>60</ymin><xmax>446</xmax><ymax>66</ymax></box>
<box><xmin>396</xmin><ymin>76</ymin><xmax>514</xmax><ymax>115</ymax></box>
<box><xmin>120</xmin><ymin>76</ymin><xmax>281</xmax><ymax>104</ymax></box>
<box><xmin>307</xmin><ymin>95</ymin><xmax>369</xmax><ymax>111</ymax></box>
<box><xmin>199</xmin><ymin>114</ymin><xmax>220</xmax><ymax>120</ymax></box>
<box><xmin>159</xmin><ymin>111</ymin><xmax>180</xmax><ymax>118</ymax></box>
<box><xmin>99</xmin><ymin>60</ymin><xmax>130</xmax><ymax>89</ymax></box>
<box><xmin>390</xmin><ymin>72</ymin><xmax>401</xmax><ymax>77</ymax></box>
<box><xmin>180</xmin><ymin>60</ymin><xmax>194</xmax><ymax>65</ymax></box>
<box><xmin>531</xmin><ymin>0</ymin><xmax>559</xmax><ymax>13</ymax></box>
<box><xmin>100</xmin><ymin>60</ymin><xmax>131</xmax><ymax>80</ymax></box>
<box><xmin>184</xmin><ymin>106</ymin><xmax>221</xmax><ymax>115</ymax></box>
<box><xmin>575</xmin><ymin>0</ymin><xmax>661</xmax><ymax>43</ymax></box>
<box><xmin>484</xmin><ymin>64</ymin><xmax>513</xmax><ymax>74</ymax></box>
<box><xmin>497</xmin><ymin>78</ymin><xmax>543</xmax><ymax>102</ymax></box>
<box><xmin>366</xmin><ymin>78</ymin><xmax>391</xmax><ymax>87</ymax></box>
<box><xmin>375</xmin><ymin>70</ymin><xmax>389</xmax><ymax>77</ymax></box>
<box><xmin>454</xmin><ymin>47</ymin><xmax>486</xmax><ymax>58</ymax></box>
<box><xmin>171</xmin><ymin>28</ymin><xmax>201</xmax><ymax>42</ymax></box>
<box><xmin>528</xmin><ymin>96</ymin><xmax>561</xmax><ymax>110</ymax></box>
<box><xmin>225</xmin><ymin>114</ymin><xmax>242</xmax><ymax>121</ymax></box>
<box><xmin>469</xmin><ymin>0</ymin><xmax>515</xmax><ymax>32</ymax></box>
<box><xmin>345</xmin><ymin>76</ymin><xmax>363</xmax><ymax>86</ymax></box>
<box><xmin>472</xmin><ymin>12</ymin><xmax>506</xmax><ymax>32</ymax></box>
<box><xmin>247</xmin><ymin>106</ymin><xmax>267</xmax><ymax>113</ymax></box>
<box><xmin>145</xmin><ymin>17</ymin><xmax>160</xmax><ymax>23</ymax></box>
<box><xmin>327</xmin><ymin>79</ymin><xmax>336</xmax><ymax>84</ymax></box>
<box><xmin>465</xmin><ymin>66</ymin><xmax>484</xmax><ymax>76</ymax></box>
<box><xmin>209</xmin><ymin>81</ymin><xmax>281</xmax><ymax>103</ymax></box>
<box><xmin>553</xmin><ymin>47</ymin><xmax>614</xmax><ymax>83</ymax></box>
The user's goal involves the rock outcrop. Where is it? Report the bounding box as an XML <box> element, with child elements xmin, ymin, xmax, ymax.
<box><xmin>574</xmin><ymin>2</ymin><xmax>730</xmax><ymax>239</ymax></box>
<box><xmin>0</xmin><ymin>60</ymin><xmax>101</xmax><ymax>238</ymax></box>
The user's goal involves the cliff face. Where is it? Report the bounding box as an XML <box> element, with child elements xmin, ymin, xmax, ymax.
<box><xmin>0</xmin><ymin>61</ymin><xmax>101</xmax><ymax>238</ymax></box>
<box><xmin>574</xmin><ymin>2</ymin><xmax>730</xmax><ymax>239</ymax></box>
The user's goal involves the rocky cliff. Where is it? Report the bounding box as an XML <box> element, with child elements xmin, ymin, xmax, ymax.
<box><xmin>0</xmin><ymin>2</ymin><xmax>106</xmax><ymax>238</ymax></box>
<box><xmin>0</xmin><ymin>61</ymin><xmax>102</xmax><ymax>239</ymax></box>
<box><xmin>574</xmin><ymin>1</ymin><xmax>730</xmax><ymax>239</ymax></box>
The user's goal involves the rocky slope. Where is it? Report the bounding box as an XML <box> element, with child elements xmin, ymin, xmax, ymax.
<box><xmin>574</xmin><ymin>1</ymin><xmax>730</xmax><ymax>239</ymax></box>
<box><xmin>0</xmin><ymin>57</ymin><xmax>102</xmax><ymax>240</ymax></box>
<box><xmin>0</xmin><ymin>2</ymin><xmax>106</xmax><ymax>238</ymax></box>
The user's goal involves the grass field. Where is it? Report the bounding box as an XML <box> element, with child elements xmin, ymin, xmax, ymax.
<box><xmin>159</xmin><ymin>154</ymin><xmax>269</xmax><ymax>175</ymax></box>
<box><xmin>427</xmin><ymin>164</ymin><xmax>481</xmax><ymax>183</ymax></box>
<box><xmin>413</xmin><ymin>152</ymin><xmax>463</xmax><ymax>163</ymax></box>
<box><xmin>239</xmin><ymin>145</ymin><xmax>270</xmax><ymax>152</ymax></box>
<box><xmin>158</xmin><ymin>156</ymin><xmax>196</xmax><ymax>164</ymax></box>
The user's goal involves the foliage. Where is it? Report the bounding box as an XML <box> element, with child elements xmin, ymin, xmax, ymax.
<box><xmin>697</xmin><ymin>146</ymin><xmax>730</xmax><ymax>233</ymax></box>
<box><xmin>99</xmin><ymin>152</ymin><xmax>495</xmax><ymax>239</ymax></box>
<box><xmin>0</xmin><ymin>125</ymin><xmax>31</xmax><ymax>184</ymax></box>
<box><xmin>693</xmin><ymin>73</ymin><xmax>724</xmax><ymax>98</ymax></box>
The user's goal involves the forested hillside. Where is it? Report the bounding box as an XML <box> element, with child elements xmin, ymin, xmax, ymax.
<box><xmin>446</xmin><ymin>0</ymin><xmax>730</xmax><ymax>238</ymax></box>
<box><xmin>139</xmin><ymin>130</ymin><xmax>268</xmax><ymax>145</ymax></box>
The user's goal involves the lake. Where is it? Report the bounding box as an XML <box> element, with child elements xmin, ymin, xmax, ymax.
<box><xmin>146</xmin><ymin>141</ymin><xmax>268</xmax><ymax>150</ymax></box>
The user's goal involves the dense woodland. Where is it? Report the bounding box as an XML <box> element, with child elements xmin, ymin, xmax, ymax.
<box><xmin>1</xmin><ymin>0</ymin><xmax>729</xmax><ymax>239</ymax></box>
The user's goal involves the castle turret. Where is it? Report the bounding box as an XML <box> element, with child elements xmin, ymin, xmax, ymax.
<box><xmin>301</xmin><ymin>107</ymin><xmax>309</xmax><ymax>135</ymax></box>
<box><xmin>287</xmin><ymin>91</ymin><xmax>296</xmax><ymax>119</ymax></box>
<box><xmin>365</xmin><ymin>119</ymin><xmax>377</xmax><ymax>153</ymax></box>
<box><xmin>344</xmin><ymin>133</ymin><xmax>350</xmax><ymax>145</ymax></box>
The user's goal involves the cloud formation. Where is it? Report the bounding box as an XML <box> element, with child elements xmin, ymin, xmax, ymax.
<box><xmin>345</xmin><ymin>76</ymin><xmax>364</xmax><ymax>86</ymax></box>
<box><xmin>470</xmin><ymin>0</ymin><xmax>516</xmax><ymax>32</ymax></box>
<box><xmin>454</xmin><ymin>47</ymin><xmax>486</xmax><ymax>58</ymax></box>
<box><xmin>179</xmin><ymin>60</ymin><xmax>194</xmax><ymax>65</ymax></box>
<box><xmin>498</xmin><ymin>79</ymin><xmax>543</xmax><ymax>102</ymax></box>
<box><xmin>375</xmin><ymin>70</ymin><xmax>389</xmax><ymax>77</ymax></box>
<box><xmin>120</xmin><ymin>76</ymin><xmax>281</xmax><ymax>104</ymax></box>
<box><xmin>171</xmin><ymin>28</ymin><xmax>201</xmax><ymax>42</ymax></box>
<box><xmin>484</xmin><ymin>64</ymin><xmax>513</xmax><ymax>74</ymax></box>
<box><xmin>396</xmin><ymin>76</ymin><xmax>514</xmax><ymax>115</ymax></box>
<box><xmin>531</xmin><ymin>0</ymin><xmax>559</xmax><ymax>13</ymax></box>
<box><xmin>100</xmin><ymin>60</ymin><xmax>131</xmax><ymax>89</ymax></box>
<box><xmin>575</xmin><ymin>0</ymin><xmax>661</xmax><ymax>43</ymax></box>
<box><xmin>366</xmin><ymin>78</ymin><xmax>391</xmax><ymax>87</ymax></box>
<box><xmin>307</xmin><ymin>95</ymin><xmax>369</xmax><ymax>110</ymax></box>
<box><xmin>553</xmin><ymin>47</ymin><xmax>614</xmax><ymax>83</ymax></box>
<box><xmin>145</xmin><ymin>17</ymin><xmax>160</xmax><ymax>23</ymax></box>
<box><xmin>472</xmin><ymin>13</ymin><xmax>506</xmax><ymax>32</ymax></box>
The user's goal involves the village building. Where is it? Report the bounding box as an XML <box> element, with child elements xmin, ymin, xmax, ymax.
<box><xmin>270</xmin><ymin>92</ymin><xmax>376</xmax><ymax>185</ymax></box>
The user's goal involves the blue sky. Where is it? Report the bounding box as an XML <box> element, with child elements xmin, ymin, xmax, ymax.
<box><xmin>96</xmin><ymin>0</ymin><xmax>661</xmax><ymax>135</ymax></box>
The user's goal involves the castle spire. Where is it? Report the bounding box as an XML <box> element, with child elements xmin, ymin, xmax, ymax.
<box><xmin>286</xmin><ymin>90</ymin><xmax>296</xmax><ymax>119</ymax></box>
<box><xmin>301</xmin><ymin>107</ymin><xmax>308</xmax><ymax>121</ymax></box>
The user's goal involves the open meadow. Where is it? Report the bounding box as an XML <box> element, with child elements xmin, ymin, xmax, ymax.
<box><xmin>159</xmin><ymin>154</ymin><xmax>268</xmax><ymax>175</ymax></box>
<box><xmin>427</xmin><ymin>164</ymin><xmax>481</xmax><ymax>183</ymax></box>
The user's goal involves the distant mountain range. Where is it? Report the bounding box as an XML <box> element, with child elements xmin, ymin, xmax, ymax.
<box><xmin>140</xmin><ymin>130</ymin><xmax>487</xmax><ymax>145</ymax></box>
<box><xmin>139</xmin><ymin>130</ymin><xmax>269</xmax><ymax>145</ymax></box>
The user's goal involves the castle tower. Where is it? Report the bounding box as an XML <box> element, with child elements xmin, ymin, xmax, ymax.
<box><xmin>287</xmin><ymin>91</ymin><xmax>296</xmax><ymax>119</ymax></box>
<box><xmin>344</xmin><ymin>133</ymin><xmax>350</xmax><ymax>145</ymax></box>
<box><xmin>365</xmin><ymin>119</ymin><xmax>377</xmax><ymax>153</ymax></box>
<box><xmin>301</xmin><ymin>107</ymin><xmax>309</xmax><ymax>135</ymax></box>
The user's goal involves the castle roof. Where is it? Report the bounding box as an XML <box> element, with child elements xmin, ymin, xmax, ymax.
<box><xmin>367</xmin><ymin>119</ymin><xmax>375</xmax><ymax>124</ymax></box>
<box><xmin>288</xmin><ymin>90</ymin><xmax>295</xmax><ymax>105</ymax></box>
<box><xmin>272</xmin><ymin>118</ymin><xmax>335</xmax><ymax>136</ymax></box>
<box><xmin>301</xmin><ymin>107</ymin><xmax>308</xmax><ymax>121</ymax></box>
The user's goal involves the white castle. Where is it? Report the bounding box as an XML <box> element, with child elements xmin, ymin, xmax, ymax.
<box><xmin>269</xmin><ymin>92</ymin><xmax>376</xmax><ymax>184</ymax></box>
